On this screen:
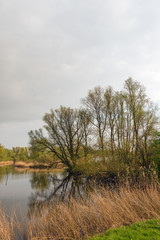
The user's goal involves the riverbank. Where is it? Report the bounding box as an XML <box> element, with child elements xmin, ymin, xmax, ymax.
<box><xmin>0</xmin><ymin>160</ymin><xmax>64</xmax><ymax>170</ymax></box>
<box><xmin>0</xmin><ymin>161</ymin><xmax>13</xmax><ymax>166</ymax></box>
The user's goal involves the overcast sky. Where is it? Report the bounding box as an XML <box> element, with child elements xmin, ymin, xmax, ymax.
<box><xmin>1</xmin><ymin>0</ymin><xmax>160</xmax><ymax>149</ymax></box>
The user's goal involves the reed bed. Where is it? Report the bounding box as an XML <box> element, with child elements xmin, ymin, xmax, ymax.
<box><xmin>27</xmin><ymin>183</ymin><xmax>160</xmax><ymax>240</ymax></box>
<box><xmin>1</xmin><ymin>183</ymin><xmax>160</xmax><ymax>239</ymax></box>
<box><xmin>0</xmin><ymin>207</ymin><xmax>16</xmax><ymax>240</ymax></box>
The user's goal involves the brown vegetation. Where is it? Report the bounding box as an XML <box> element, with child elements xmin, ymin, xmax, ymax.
<box><xmin>0</xmin><ymin>207</ymin><xmax>16</xmax><ymax>240</ymax></box>
<box><xmin>1</xmin><ymin>182</ymin><xmax>160</xmax><ymax>239</ymax></box>
<box><xmin>27</xmin><ymin>183</ymin><xmax>160</xmax><ymax>239</ymax></box>
<box><xmin>0</xmin><ymin>161</ymin><xmax>13</xmax><ymax>167</ymax></box>
<box><xmin>0</xmin><ymin>161</ymin><xmax>64</xmax><ymax>171</ymax></box>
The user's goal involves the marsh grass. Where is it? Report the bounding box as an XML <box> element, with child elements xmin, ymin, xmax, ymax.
<box><xmin>27</xmin><ymin>183</ymin><xmax>160</xmax><ymax>240</ymax></box>
<box><xmin>0</xmin><ymin>207</ymin><xmax>16</xmax><ymax>240</ymax></box>
<box><xmin>2</xmin><ymin>182</ymin><xmax>160</xmax><ymax>239</ymax></box>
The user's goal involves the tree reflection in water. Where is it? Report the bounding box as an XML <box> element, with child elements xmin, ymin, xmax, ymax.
<box><xmin>28</xmin><ymin>172</ymin><xmax>92</xmax><ymax>217</ymax></box>
<box><xmin>30</xmin><ymin>172</ymin><xmax>50</xmax><ymax>190</ymax></box>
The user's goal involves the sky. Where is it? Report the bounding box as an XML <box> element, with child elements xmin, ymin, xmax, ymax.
<box><xmin>1</xmin><ymin>0</ymin><xmax>160</xmax><ymax>149</ymax></box>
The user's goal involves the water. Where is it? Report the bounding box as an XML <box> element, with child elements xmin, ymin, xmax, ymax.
<box><xmin>0</xmin><ymin>167</ymin><xmax>67</xmax><ymax>220</ymax></box>
<box><xmin>0</xmin><ymin>166</ymin><xmax>89</xmax><ymax>221</ymax></box>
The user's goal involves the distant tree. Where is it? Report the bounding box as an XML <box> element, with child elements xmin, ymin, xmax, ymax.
<box><xmin>30</xmin><ymin>147</ymin><xmax>54</xmax><ymax>163</ymax></box>
<box><xmin>11</xmin><ymin>147</ymin><xmax>30</xmax><ymax>164</ymax></box>
<box><xmin>0</xmin><ymin>144</ymin><xmax>8</xmax><ymax>161</ymax></box>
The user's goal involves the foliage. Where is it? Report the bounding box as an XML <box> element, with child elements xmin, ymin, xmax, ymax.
<box><xmin>29</xmin><ymin>147</ymin><xmax>54</xmax><ymax>164</ymax></box>
<box><xmin>151</xmin><ymin>131</ymin><xmax>160</xmax><ymax>177</ymax></box>
<box><xmin>0</xmin><ymin>144</ymin><xmax>57</xmax><ymax>164</ymax></box>
<box><xmin>29</xmin><ymin>106</ymin><xmax>91</xmax><ymax>172</ymax></box>
<box><xmin>73</xmin><ymin>155</ymin><xmax>108</xmax><ymax>176</ymax></box>
<box><xmin>27</xmin><ymin>78</ymin><xmax>159</xmax><ymax>177</ymax></box>
<box><xmin>0</xmin><ymin>144</ymin><xmax>9</xmax><ymax>161</ymax></box>
<box><xmin>11</xmin><ymin>147</ymin><xmax>31</xmax><ymax>163</ymax></box>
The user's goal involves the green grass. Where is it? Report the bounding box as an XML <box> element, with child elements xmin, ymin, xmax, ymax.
<box><xmin>89</xmin><ymin>218</ymin><xmax>160</xmax><ymax>240</ymax></box>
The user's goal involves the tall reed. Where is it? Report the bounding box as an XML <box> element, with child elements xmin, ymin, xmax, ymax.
<box><xmin>27</xmin><ymin>183</ymin><xmax>160</xmax><ymax>240</ymax></box>
<box><xmin>0</xmin><ymin>207</ymin><xmax>16</xmax><ymax>240</ymax></box>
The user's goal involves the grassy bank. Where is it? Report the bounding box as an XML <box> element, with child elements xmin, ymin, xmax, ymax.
<box><xmin>1</xmin><ymin>182</ymin><xmax>160</xmax><ymax>239</ymax></box>
<box><xmin>89</xmin><ymin>218</ymin><xmax>160</xmax><ymax>240</ymax></box>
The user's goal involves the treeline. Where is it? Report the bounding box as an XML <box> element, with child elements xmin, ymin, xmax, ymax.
<box><xmin>0</xmin><ymin>144</ymin><xmax>54</xmax><ymax>164</ymax></box>
<box><xmin>29</xmin><ymin>78</ymin><xmax>160</xmax><ymax>178</ymax></box>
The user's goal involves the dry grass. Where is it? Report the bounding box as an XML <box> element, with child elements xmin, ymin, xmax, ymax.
<box><xmin>27</xmin><ymin>183</ymin><xmax>160</xmax><ymax>240</ymax></box>
<box><xmin>0</xmin><ymin>161</ymin><xmax>13</xmax><ymax>167</ymax></box>
<box><xmin>0</xmin><ymin>207</ymin><xmax>17</xmax><ymax>240</ymax></box>
<box><xmin>2</xmin><ymin>183</ymin><xmax>160</xmax><ymax>239</ymax></box>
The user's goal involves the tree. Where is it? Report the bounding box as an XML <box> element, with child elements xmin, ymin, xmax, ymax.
<box><xmin>11</xmin><ymin>147</ymin><xmax>30</xmax><ymax>164</ymax></box>
<box><xmin>151</xmin><ymin>131</ymin><xmax>160</xmax><ymax>177</ymax></box>
<box><xmin>0</xmin><ymin>144</ymin><xmax>8</xmax><ymax>161</ymax></box>
<box><xmin>123</xmin><ymin>78</ymin><xmax>158</xmax><ymax>166</ymax></box>
<box><xmin>79</xmin><ymin>109</ymin><xmax>92</xmax><ymax>157</ymax></box>
<box><xmin>81</xmin><ymin>86</ymin><xmax>107</xmax><ymax>152</ymax></box>
<box><xmin>29</xmin><ymin>79</ymin><xmax>158</xmax><ymax>175</ymax></box>
<box><xmin>104</xmin><ymin>86</ymin><xmax>117</xmax><ymax>156</ymax></box>
<box><xmin>29</xmin><ymin>106</ymin><xmax>87</xmax><ymax>173</ymax></box>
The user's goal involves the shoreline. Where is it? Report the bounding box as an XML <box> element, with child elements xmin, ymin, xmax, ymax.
<box><xmin>0</xmin><ymin>161</ymin><xmax>64</xmax><ymax>171</ymax></box>
<box><xmin>0</xmin><ymin>161</ymin><xmax>13</xmax><ymax>166</ymax></box>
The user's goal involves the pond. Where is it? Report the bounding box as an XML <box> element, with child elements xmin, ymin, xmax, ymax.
<box><xmin>0</xmin><ymin>166</ymin><xmax>90</xmax><ymax>221</ymax></box>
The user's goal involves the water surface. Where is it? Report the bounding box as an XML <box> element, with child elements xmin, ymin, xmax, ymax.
<box><xmin>0</xmin><ymin>167</ymin><xmax>66</xmax><ymax>220</ymax></box>
<box><xmin>0</xmin><ymin>166</ymin><xmax>89</xmax><ymax>220</ymax></box>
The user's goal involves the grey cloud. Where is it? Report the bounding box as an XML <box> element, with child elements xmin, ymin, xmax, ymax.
<box><xmin>1</xmin><ymin>0</ymin><xmax>160</xmax><ymax>147</ymax></box>
<box><xmin>0</xmin><ymin>120</ymin><xmax>43</xmax><ymax>148</ymax></box>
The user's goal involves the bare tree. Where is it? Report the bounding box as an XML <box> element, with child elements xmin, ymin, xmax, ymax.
<box><xmin>29</xmin><ymin>106</ymin><xmax>86</xmax><ymax>173</ymax></box>
<box><xmin>79</xmin><ymin>109</ymin><xmax>92</xmax><ymax>157</ymax></box>
<box><xmin>122</xmin><ymin>78</ymin><xmax>158</xmax><ymax>166</ymax></box>
<box><xmin>104</xmin><ymin>86</ymin><xmax>116</xmax><ymax>156</ymax></box>
<box><xmin>82</xmin><ymin>86</ymin><xmax>107</xmax><ymax>152</ymax></box>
